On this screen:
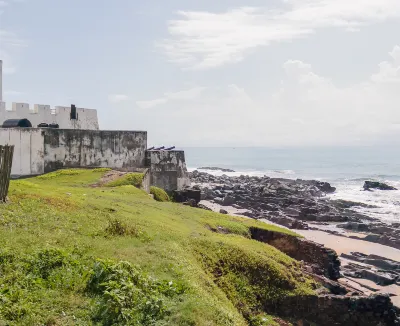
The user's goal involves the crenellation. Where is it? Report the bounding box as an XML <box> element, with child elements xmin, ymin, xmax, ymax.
<box><xmin>0</xmin><ymin>102</ymin><xmax>99</xmax><ymax>129</ymax></box>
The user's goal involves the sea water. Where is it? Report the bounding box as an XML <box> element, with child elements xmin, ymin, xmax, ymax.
<box><xmin>183</xmin><ymin>147</ymin><xmax>400</xmax><ymax>223</ymax></box>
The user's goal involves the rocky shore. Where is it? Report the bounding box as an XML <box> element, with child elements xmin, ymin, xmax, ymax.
<box><xmin>189</xmin><ymin>169</ymin><xmax>400</xmax><ymax>251</ymax></box>
<box><xmin>183</xmin><ymin>168</ymin><xmax>400</xmax><ymax>318</ymax></box>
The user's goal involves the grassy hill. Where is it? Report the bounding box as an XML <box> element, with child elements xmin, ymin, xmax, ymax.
<box><xmin>0</xmin><ymin>169</ymin><xmax>315</xmax><ymax>326</ymax></box>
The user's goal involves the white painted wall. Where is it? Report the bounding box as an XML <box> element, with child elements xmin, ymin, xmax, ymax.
<box><xmin>0</xmin><ymin>128</ymin><xmax>45</xmax><ymax>176</ymax></box>
<box><xmin>0</xmin><ymin>103</ymin><xmax>99</xmax><ymax>130</ymax></box>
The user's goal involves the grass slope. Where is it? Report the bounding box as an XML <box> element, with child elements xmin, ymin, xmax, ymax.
<box><xmin>0</xmin><ymin>169</ymin><xmax>315</xmax><ymax>326</ymax></box>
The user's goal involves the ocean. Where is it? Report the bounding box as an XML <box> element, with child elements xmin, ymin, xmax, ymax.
<box><xmin>183</xmin><ymin>147</ymin><xmax>400</xmax><ymax>223</ymax></box>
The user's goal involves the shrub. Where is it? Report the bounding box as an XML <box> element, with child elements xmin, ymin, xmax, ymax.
<box><xmin>92</xmin><ymin>168</ymin><xmax>112</xmax><ymax>173</ymax></box>
<box><xmin>150</xmin><ymin>187</ymin><xmax>170</xmax><ymax>202</ymax></box>
<box><xmin>37</xmin><ymin>169</ymin><xmax>86</xmax><ymax>180</ymax></box>
<box><xmin>105</xmin><ymin>173</ymin><xmax>144</xmax><ymax>188</ymax></box>
<box><xmin>86</xmin><ymin>260</ymin><xmax>186</xmax><ymax>325</ymax></box>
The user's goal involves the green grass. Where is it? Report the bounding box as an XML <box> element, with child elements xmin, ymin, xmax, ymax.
<box><xmin>105</xmin><ymin>172</ymin><xmax>144</xmax><ymax>188</ymax></box>
<box><xmin>150</xmin><ymin>186</ymin><xmax>170</xmax><ymax>202</ymax></box>
<box><xmin>0</xmin><ymin>169</ymin><xmax>315</xmax><ymax>325</ymax></box>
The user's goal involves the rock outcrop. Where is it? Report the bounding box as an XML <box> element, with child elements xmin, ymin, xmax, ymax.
<box><xmin>189</xmin><ymin>170</ymin><xmax>375</xmax><ymax>225</ymax></box>
<box><xmin>364</xmin><ymin>181</ymin><xmax>398</xmax><ymax>191</ymax></box>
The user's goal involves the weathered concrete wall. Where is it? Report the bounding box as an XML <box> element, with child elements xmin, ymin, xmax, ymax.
<box><xmin>0</xmin><ymin>128</ymin><xmax>45</xmax><ymax>176</ymax></box>
<box><xmin>43</xmin><ymin>129</ymin><xmax>147</xmax><ymax>172</ymax></box>
<box><xmin>0</xmin><ymin>103</ymin><xmax>99</xmax><ymax>130</ymax></box>
<box><xmin>141</xmin><ymin>168</ymin><xmax>151</xmax><ymax>193</ymax></box>
<box><xmin>145</xmin><ymin>150</ymin><xmax>190</xmax><ymax>192</ymax></box>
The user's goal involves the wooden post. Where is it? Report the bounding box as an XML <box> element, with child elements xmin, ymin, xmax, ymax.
<box><xmin>0</xmin><ymin>145</ymin><xmax>14</xmax><ymax>202</ymax></box>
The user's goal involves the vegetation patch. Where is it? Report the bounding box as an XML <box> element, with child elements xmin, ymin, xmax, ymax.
<box><xmin>37</xmin><ymin>169</ymin><xmax>87</xmax><ymax>180</ymax></box>
<box><xmin>105</xmin><ymin>172</ymin><xmax>144</xmax><ymax>188</ymax></box>
<box><xmin>150</xmin><ymin>186</ymin><xmax>170</xmax><ymax>202</ymax></box>
<box><xmin>193</xmin><ymin>236</ymin><xmax>316</xmax><ymax>325</ymax></box>
<box><xmin>105</xmin><ymin>217</ymin><xmax>151</xmax><ymax>241</ymax></box>
<box><xmin>86</xmin><ymin>260</ymin><xmax>186</xmax><ymax>325</ymax></box>
<box><xmin>0</xmin><ymin>247</ymin><xmax>91</xmax><ymax>324</ymax></box>
<box><xmin>92</xmin><ymin>167</ymin><xmax>112</xmax><ymax>173</ymax></box>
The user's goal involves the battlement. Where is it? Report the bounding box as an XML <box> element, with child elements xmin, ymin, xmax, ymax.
<box><xmin>0</xmin><ymin>101</ymin><xmax>99</xmax><ymax>130</ymax></box>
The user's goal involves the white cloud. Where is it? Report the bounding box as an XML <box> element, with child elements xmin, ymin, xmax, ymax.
<box><xmin>136</xmin><ymin>86</ymin><xmax>206</xmax><ymax>109</ymax></box>
<box><xmin>160</xmin><ymin>1</ymin><xmax>400</xmax><ymax>69</ymax></box>
<box><xmin>108</xmin><ymin>94</ymin><xmax>130</xmax><ymax>103</ymax></box>
<box><xmin>127</xmin><ymin>45</ymin><xmax>400</xmax><ymax>146</ymax></box>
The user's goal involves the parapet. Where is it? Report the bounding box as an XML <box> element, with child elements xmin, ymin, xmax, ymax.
<box><xmin>0</xmin><ymin>102</ymin><xmax>99</xmax><ymax>130</ymax></box>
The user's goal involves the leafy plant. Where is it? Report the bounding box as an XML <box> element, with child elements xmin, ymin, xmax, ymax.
<box><xmin>86</xmin><ymin>260</ymin><xmax>186</xmax><ymax>325</ymax></box>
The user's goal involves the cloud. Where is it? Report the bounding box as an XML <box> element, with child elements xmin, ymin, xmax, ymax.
<box><xmin>371</xmin><ymin>45</ymin><xmax>400</xmax><ymax>83</ymax></box>
<box><xmin>108</xmin><ymin>94</ymin><xmax>130</xmax><ymax>103</ymax></box>
<box><xmin>136</xmin><ymin>86</ymin><xmax>206</xmax><ymax>109</ymax></box>
<box><xmin>123</xmin><ymin>45</ymin><xmax>400</xmax><ymax>146</ymax></box>
<box><xmin>160</xmin><ymin>1</ymin><xmax>400</xmax><ymax>69</ymax></box>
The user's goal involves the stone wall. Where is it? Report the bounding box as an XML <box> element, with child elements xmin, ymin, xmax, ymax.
<box><xmin>43</xmin><ymin>129</ymin><xmax>147</xmax><ymax>172</ymax></box>
<box><xmin>265</xmin><ymin>294</ymin><xmax>398</xmax><ymax>326</ymax></box>
<box><xmin>145</xmin><ymin>150</ymin><xmax>190</xmax><ymax>192</ymax></box>
<box><xmin>250</xmin><ymin>227</ymin><xmax>341</xmax><ymax>280</ymax></box>
<box><xmin>0</xmin><ymin>102</ymin><xmax>99</xmax><ymax>130</ymax></box>
<box><xmin>0</xmin><ymin>128</ymin><xmax>147</xmax><ymax>176</ymax></box>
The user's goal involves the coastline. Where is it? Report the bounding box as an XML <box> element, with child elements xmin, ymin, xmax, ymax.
<box><xmin>190</xmin><ymin>170</ymin><xmax>400</xmax><ymax>309</ymax></box>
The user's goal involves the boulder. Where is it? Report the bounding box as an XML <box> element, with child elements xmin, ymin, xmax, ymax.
<box><xmin>363</xmin><ymin>181</ymin><xmax>398</xmax><ymax>191</ymax></box>
<box><xmin>219</xmin><ymin>209</ymin><xmax>228</xmax><ymax>214</ymax></box>
<box><xmin>222</xmin><ymin>194</ymin><xmax>235</xmax><ymax>206</ymax></box>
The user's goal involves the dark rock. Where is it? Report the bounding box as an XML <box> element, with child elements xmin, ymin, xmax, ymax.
<box><xmin>363</xmin><ymin>181</ymin><xmax>398</xmax><ymax>191</ymax></box>
<box><xmin>338</xmin><ymin>222</ymin><xmax>371</xmax><ymax>232</ymax></box>
<box><xmin>198</xmin><ymin>204</ymin><xmax>212</xmax><ymax>211</ymax></box>
<box><xmin>219</xmin><ymin>209</ymin><xmax>228</xmax><ymax>214</ymax></box>
<box><xmin>222</xmin><ymin>194</ymin><xmax>235</xmax><ymax>206</ymax></box>
<box><xmin>197</xmin><ymin>167</ymin><xmax>235</xmax><ymax>172</ymax></box>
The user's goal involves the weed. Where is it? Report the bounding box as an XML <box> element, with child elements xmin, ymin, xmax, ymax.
<box><xmin>150</xmin><ymin>186</ymin><xmax>170</xmax><ymax>202</ymax></box>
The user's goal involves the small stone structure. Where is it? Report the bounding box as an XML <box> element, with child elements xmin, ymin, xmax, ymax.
<box><xmin>145</xmin><ymin>150</ymin><xmax>190</xmax><ymax>192</ymax></box>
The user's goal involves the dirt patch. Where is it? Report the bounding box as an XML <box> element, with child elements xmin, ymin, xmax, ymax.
<box><xmin>90</xmin><ymin>170</ymin><xmax>128</xmax><ymax>187</ymax></box>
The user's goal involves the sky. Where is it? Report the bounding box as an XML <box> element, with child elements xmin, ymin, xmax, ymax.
<box><xmin>0</xmin><ymin>0</ymin><xmax>400</xmax><ymax>147</ymax></box>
